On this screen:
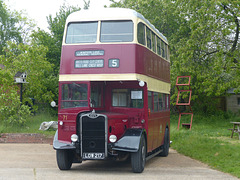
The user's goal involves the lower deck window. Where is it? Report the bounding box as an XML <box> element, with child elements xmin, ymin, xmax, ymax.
<box><xmin>61</xmin><ymin>83</ymin><xmax>88</xmax><ymax>109</ymax></box>
<box><xmin>112</xmin><ymin>89</ymin><xmax>143</xmax><ymax>108</ymax></box>
<box><xmin>148</xmin><ymin>91</ymin><xmax>170</xmax><ymax>112</ymax></box>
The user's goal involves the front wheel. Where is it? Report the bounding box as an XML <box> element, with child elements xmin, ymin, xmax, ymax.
<box><xmin>131</xmin><ymin>135</ymin><xmax>146</xmax><ymax>173</ymax></box>
<box><xmin>56</xmin><ymin>149</ymin><xmax>73</xmax><ymax>170</ymax></box>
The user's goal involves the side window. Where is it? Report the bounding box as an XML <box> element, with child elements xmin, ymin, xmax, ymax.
<box><xmin>157</xmin><ymin>37</ymin><xmax>161</xmax><ymax>56</ymax></box>
<box><xmin>148</xmin><ymin>91</ymin><xmax>153</xmax><ymax>111</ymax></box>
<box><xmin>165</xmin><ymin>43</ymin><xmax>168</xmax><ymax>60</ymax></box>
<box><xmin>146</xmin><ymin>27</ymin><xmax>152</xmax><ymax>49</ymax></box>
<box><xmin>154</xmin><ymin>92</ymin><xmax>159</xmax><ymax>112</ymax></box>
<box><xmin>161</xmin><ymin>40</ymin><xmax>166</xmax><ymax>59</ymax></box>
<box><xmin>137</xmin><ymin>22</ymin><xmax>146</xmax><ymax>45</ymax></box>
<box><xmin>162</xmin><ymin>94</ymin><xmax>166</xmax><ymax>110</ymax></box>
<box><xmin>168</xmin><ymin>46</ymin><xmax>170</xmax><ymax>61</ymax></box>
<box><xmin>112</xmin><ymin>89</ymin><xmax>128</xmax><ymax>107</ymax></box>
<box><xmin>112</xmin><ymin>89</ymin><xmax>143</xmax><ymax>108</ymax></box>
<box><xmin>166</xmin><ymin>94</ymin><xmax>170</xmax><ymax>109</ymax></box>
<box><xmin>130</xmin><ymin>90</ymin><xmax>144</xmax><ymax>108</ymax></box>
<box><xmin>158</xmin><ymin>93</ymin><xmax>163</xmax><ymax>111</ymax></box>
<box><xmin>152</xmin><ymin>34</ymin><xmax>156</xmax><ymax>52</ymax></box>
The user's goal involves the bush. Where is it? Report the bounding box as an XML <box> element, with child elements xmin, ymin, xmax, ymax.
<box><xmin>0</xmin><ymin>89</ymin><xmax>31</xmax><ymax>126</ymax></box>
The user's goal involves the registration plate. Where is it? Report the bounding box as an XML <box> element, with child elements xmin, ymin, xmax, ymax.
<box><xmin>83</xmin><ymin>153</ymin><xmax>105</xmax><ymax>159</ymax></box>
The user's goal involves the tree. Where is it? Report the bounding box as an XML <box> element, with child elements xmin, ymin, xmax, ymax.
<box><xmin>0</xmin><ymin>0</ymin><xmax>22</xmax><ymax>54</ymax></box>
<box><xmin>0</xmin><ymin>41</ymin><xmax>56</xmax><ymax>104</ymax></box>
<box><xmin>0</xmin><ymin>0</ymin><xmax>35</xmax><ymax>54</ymax></box>
<box><xmin>0</xmin><ymin>41</ymin><xmax>56</xmax><ymax>124</ymax></box>
<box><xmin>171</xmin><ymin>0</ymin><xmax>240</xmax><ymax>112</ymax></box>
<box><xmin>32</xmin><ymin>4</ymin><xmax>80</xmax><ymax>75</ymax></box>
<box><xmin>83</xmin><ymin>0</ymin><xmax>90</xmax><ymax>9</ymax></box>
<box><xmin>0</xmin><ymin>65</ymin><xmax>31</xmax><ymax>126</ymax></box>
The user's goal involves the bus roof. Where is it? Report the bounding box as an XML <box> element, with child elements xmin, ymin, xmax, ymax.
<box><xmin>66</xmin><ymin>8</ymin><xmax>168</xmax><ymax>43</ymax></box>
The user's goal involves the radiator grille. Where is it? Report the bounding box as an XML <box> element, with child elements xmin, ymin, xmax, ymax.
<box><xmin>80</xmin><ymin>114</ymin><xmax>107</xmax><ymax>154</ymax></box>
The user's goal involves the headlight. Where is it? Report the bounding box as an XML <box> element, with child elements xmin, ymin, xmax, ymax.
<box><xmin>109</xmin><ymin>135</ymin><xmax>117</xmax><ymax>143</ymax></box>
<box><xmin>71</xmin><ymin>134</ymin><xmax>78</xmax><ymax>142</ymax></box>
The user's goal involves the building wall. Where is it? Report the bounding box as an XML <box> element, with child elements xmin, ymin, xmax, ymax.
<box><xmin>226</xmin><ymin>94</ymin><xmax>240</xmax><ymax>113</ymax></box>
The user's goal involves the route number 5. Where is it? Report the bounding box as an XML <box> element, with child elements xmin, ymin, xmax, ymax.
<box><xmin>109</xmin><ymin>59</ymin><xmax>119</xmax><ymax>68</ymax></box>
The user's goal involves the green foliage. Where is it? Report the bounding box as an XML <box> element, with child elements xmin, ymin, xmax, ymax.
<box><xmin>170</xmin><ymin>0</ymin><xmax>240</xmax><ymax>113</ymax></box>
<box><xmin>171</xmin><ymin>113</ymin><xmax>240</xmax><ymax>178</ymax></box>
<box><xmin>0</xmin><ymin>70</ymin><xmax>31</xmax><ymax>126</ymax></box>
<box><xmin>0</xmin><ymin>41</ymin><xmax>57</xmax><ymax>104</ymax></box>
<box><xmin>0</xmin><ymin>40</ymin><xmax>57</xmax><ymax>125</ymax></box>
<box><xmin>83</xmin><ymin>0</ymin><xmax>90</xmax><ymax>9</ymax></box>
<box><xmin>0</xmin><ymin>0</ymin><xmax>22</xmax><ymax>54</ymax></box>
<box><xmin>0</xmin><ymin>0</ymin><xmax>35</xmax><ymax>54</ymax></box>
<box><xmin>0</xmin><ymin>95</ymin><xmax>31</xmax><ymax>126</ymax></box>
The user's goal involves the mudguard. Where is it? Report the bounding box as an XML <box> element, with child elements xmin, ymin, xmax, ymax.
<box><xmin>53</xmin><ymin>130</ymin><xmax>76</xmax><ymax>150</ymax></box>
<box><xmin>112</xmin><ymin>129</ymin><xmax>145</xmax><ymax>152</ymax></box>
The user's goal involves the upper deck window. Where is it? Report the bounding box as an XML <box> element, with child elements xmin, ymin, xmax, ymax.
<box><xmin>146</xmin><ymin>27</ymin><xmax>152</xmax><ymax>49</ymax></box>
<box><xmin>157</xmin><ymin>37</ymin><xmax>161</xmax><ymax>56</ymax></box>
<box><xmin>66</xmin><ymin>22</ymin><xmax>98</xmax><ymax>44</ymax></box>
<box><xmin>152</xmin><ymin>34</ymin><xmax>156</xmax><ymax>52</ymax></box>
<box><xmin>137</xmin><ymin>22</ymin><xmax>146</xmax><ymax>45</ymax></box>
<box><xmin>100</xmin><ymin>20</ymin><xmax>133</xmax><ymax>42</ymax></box>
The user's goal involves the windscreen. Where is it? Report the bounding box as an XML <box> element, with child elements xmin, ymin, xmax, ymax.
<box><xmin>100</xmin><ymin>20</ymin><xmax>133</xmax><ymax>42</ymax></box>
<box><xmin>61</xmin><ymin>83</ymin><xmax>88</xmax><ymax>109</ymax></box>
<box><xmin>65</xmin><ymin>22</ymin><xmax>98</xmax><ymax>44</ymax></box>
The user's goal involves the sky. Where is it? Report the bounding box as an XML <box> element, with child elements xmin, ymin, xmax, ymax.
<box><xmin>5</xmin><ymin>0</ymin><xmax>114</xmax><ymax>31</ymax></box>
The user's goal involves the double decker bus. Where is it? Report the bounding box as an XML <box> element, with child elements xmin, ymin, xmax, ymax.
<box><xmin>53</xmin><ymin>8</ymin><xmax>170</xmax><ymax>173</ymax></box>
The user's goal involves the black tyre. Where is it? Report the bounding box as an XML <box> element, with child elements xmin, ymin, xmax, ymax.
<box><xmin>131</xmin><ymin>135</ymin><xmax>146</xmax><ymax>173</ymax></box>
<box><xmin>159</xmin><ymin>128</ymin><xmax>169</xmax><ymax>157</ymax></box>
<box><xmin>56</xmin><ymin>149</ymin><xmax>73</xmax><ymax>170</ymax></box>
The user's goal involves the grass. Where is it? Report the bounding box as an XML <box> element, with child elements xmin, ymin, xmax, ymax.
<box><xmin>170</xmin><ymin>113</ymin><xmax>240</xmax><ymax>178</ymax></box>
<box><xmin>0</xmin><ymin>112</ymin><xmax>57</xmax><ymax>136</ymax></box>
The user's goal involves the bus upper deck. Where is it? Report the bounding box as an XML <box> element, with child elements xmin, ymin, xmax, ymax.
<box><xmin>59</xmin><ymin>8</ymin><xmax>170</xmax><ymax>94</ymax></box>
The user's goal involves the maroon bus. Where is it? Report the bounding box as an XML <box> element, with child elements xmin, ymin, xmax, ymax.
<box><xmin>52</xmin><ymin>8</ymin><xmax>170</xmax><ymax>173</ymax></box>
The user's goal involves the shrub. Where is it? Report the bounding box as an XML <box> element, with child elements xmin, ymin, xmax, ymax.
<box><xmin>0</xmin><ymin>87</ymin><xmax>31</xmax><ymax>126</ymax></box>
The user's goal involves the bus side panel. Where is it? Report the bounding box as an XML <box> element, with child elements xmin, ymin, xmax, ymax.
<box><xmin>135</xmin><ymin>44</ymin><xmax>170</xmax><ymax>83</ymax></box>
<box><xmin>147</xmin><ymin>111</ymin><xmax>170</xmax><ymax>152</ymax></box>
